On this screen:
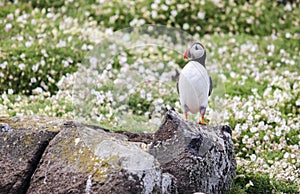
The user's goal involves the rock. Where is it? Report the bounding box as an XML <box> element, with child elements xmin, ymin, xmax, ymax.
<box><xmin>149</xmin><ymin>110</ymin><xmax>236</xmax><ymax>194</ymax></box>
<box><xmin>0</xmin><ymin>123</ymin><xmax>11</xmax><ymax>132</ymax></box>
<box><xmin>161</xmin><ymin>173</ymin><xmax>178</xmax><ymax>194</ymax></box>
<box><xmin>0</xmin><ymin>116</ymin><xmax>61</xmax><ymax>194</ymax></box>
<box><xmin>0</xmin><ymin>111</ymin><xmax>236</xmax><ymax>194</ymax></box>
<box><xmin>28</xmin><ymin>122</ymin><xmax>164</xmax><ymax>194</ymax></box>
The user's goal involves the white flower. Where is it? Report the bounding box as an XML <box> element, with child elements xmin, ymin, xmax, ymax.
<box><xmin>267</xmin><ymin>100</ymin><xmax>274</xmax><ymax>106</ymax></box>
<box><xmin>234</xmin><ymin>123</ymin><xmax>241</xmax><ymax>134</ymax></box>
<box><xmin>46</xmin><ymin>12</ymin><xmax>53</xmax><ymax>18</ymax></box>
<box><xmin>31</xmin><ymin>77</ymin><xmax>37</xmax><ymax>83</ymax></box>
<box><xmin>41</xmin><ymin>60</ymin><xmax>46</xmax><ymax>66</ymax></box>
<box><xmin>229</xmin><ymin>71</ymin><xmax>236</xmax><ymax>78</ymax></box>
<box><xmin>161</xmin><ymin>4</ymin><xmax>168</xmax><ymax>11</ymax></box>
<box><xmin>105</xmin><ymin>28</ymin><xmax>113</xmax><ymax>35</ymax></box>
<box><xmin>198</xmin><ymin>12</ymin><xmax>205</xmax><ymax>20</ymax></box>
<box><xmin>183</xmin><ymin>23</ymin><xmax>189</xmax><ymax>30</ymax></box>
<box><xmin>267</xmin><ymin>44</ymin><xmax>275</xmax><ymax>52</ymax></box>
<box><xmin>119</xmin><ymin>55</ymin><xmax>127</xmax><ymax>64</ymax></box>
<box><xmin>247</xmin><ymin>106</ymin><xmax>254</xmax><ymax>113</ymax></box>
<box><xmin>32</xmin><ymin>87</ymin><xmax>43</xmax><ymax>94</ymax></box>
<box><xmin>7</xmin><ymin>13</ymin><xmax>14</xmax><ymax>21</ymax></box>
<box><xmin>62</xmin><ymin>60</ymin><xmax>69</xmax><ymax>67</ymax></box>
<box><xmin>171</xmin><ymin>10</ymin><xmax>178</xmax><ymax>17</ymax></box>
<box><xmin>177</xmin><ymin>4</ymin><xmax>184</xmax><ymax>10</ymax></box>
<box><xmin>87</xmin><ymin>45</ymin><xmax>94</xmax><ymax>50</ymax></box>
<box><xmin>0</xmin><ymin>61</ymin><xmax>8</xmax><ymax>69</ymax></box>
<box><xmin>235</xmin><ymin>111</ymin><xmax>243</xmax><ymax>120</ymax></box>
<box><xmin>258</xmin><ymin>121</ymin><xmax>265</xmax><ymax>129</ymax></box>
<box><xmin>41</xmin><ymin>49</ymin><xmax>48</xmax><ymax>57</ymax></box>
<box><xmin>218</xmin><ymin>46</ymin><xmax>227</xmax><ymax>54</ymax></box>
<box><xmin>32</xmin><ymin>63</ymin><xmax>39</xmax><ymax>72</ymax></box>
<box><xmin>219</xmin><ymin>74</ymin><xmax>227</xmax><ymax>82</ymax></box>
<box><xmin>282</xmin><ymin>162</ymin><xmax>288</xmax><ymax>169</ymax></box>
<box><xmin>250</xmin><ymin>126</ymin><xmax>258</xmax><ymax>133</ymax></box>
<box><xmin>81</xmin><ymin>44</ymin><xmax>87</xmax><ymax>50</ymax></box>
<box><xmin>4</xmin><ymin>23</ymin><xmax>12</xmax><ymax>32</ymax></box>
<box><xmin>246</xmin><ymin>17</ymin><xmax>254</xmax><ymax>24</ymax></box>
<box><xmin>138</xmin><ymin>65</ymin><xmax>145</xmax><ymax>73</ymax></box>
<box><xmin>16</xmin><ymin>113</ymin><xmax>24</xmax><ymax>117</ymax></box>
<box><xmin>250</xmin><ymin>154</ymin><xmax>256</xmax><ymax>161</ymax></box>
<box><xmin>16</xmin><ymin>95</ymin><xmax>21</xmax><ymax>101</ymax></box>
<box><xmin>146</xmin><ymin>93</ymin><xmax>152</xmax><ymax>101</ymax></box>
<box><xmin>284</xmin><ymin>3</ymin><xmax>292</xmax><ymax>11</ymax></box>
<box><xmin>151</xmin><ymin>3</ymin><xmax>158</xmax><ymax>9</ymax></box>
<box><xmin>8</xmin><ymin>89</ymin><xmax>13</xmax><ymax>95</ymax></box>
<box><xmin>25</xmin><ymin>41</ymin><xmax>31</xmax><ymax>47</ymax></box>
<box><xmin>89</xmin><ymin>57</ymin><xmax>98</xmax><ymax>67</ymax></box>
<box><xmin>56</xmin><ymin>40</ymin><xmax>66</xmax><ymax>48</ymax></box>
<box><xmin>154</xmin><ymin>98</ymin><xmax>164</xmax><ymax>104</ymax></box>
<box><xmin>241</xmin><ymin>123</ymin><xmax>248</xmax><ymax>130</ymax></box>
<box><xmin>18</xmin><ymin>63</ymin><xmax>25</xmax><ymax>70</ymax></box>
<box><xmin>249</xmin><ymin>180</ymin><xmax>254</xmax><ymax>186</ymax></box>
<box><xmin>263</xmin><ymin>135</ymin><xmax>269</xmax><ymax>141</ymax></box>
<box><xmin>31</xmin><ymin>19</ymin><xmax>37</xmax><ymax>25</ymax></box>
<box><xmin>151</xmin><ymin>11</ymin><xmax>157</xmax><ymax>18</ymax></box>
<box><xmin>140</xmin><ymin>89</ymin><xmax>146</xmax><ymax>99</ymax></box>
<box><xmin>275</xmin><ymin>128</ymin><xmax>281</xmax><ymax>137</ymax></box>
<box><xmin>285</xmin><ymin>32</ymin><xmax>292</xmax><ymax>39</ymax></box>
<box><xmin>20</xmin><ymin>53</ymin><xmax>26</xmax><ymax>59</ymax></box>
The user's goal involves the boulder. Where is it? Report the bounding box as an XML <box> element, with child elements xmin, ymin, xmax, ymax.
<box><xmin>0</xmin><ymin>116</ymin><xmax>61</xmax><ymax>194</ymax></box>
<box><xmin>0</xmin><ymin>110</ymin><xmax>236</xmax><ymax>194</ymax></box>
<box><xmin>27</xmin><ymin>122</ymin><xmax>164</xmax><ymax>194</ymax></box>
<box><xmin>149</xmin><ymin>110</ymin><xmax>236</xmax><ymax>194</ymax></box>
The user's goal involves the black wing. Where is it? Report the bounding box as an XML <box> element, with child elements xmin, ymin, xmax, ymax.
<box><xmin>176</xmin><ymin>82</ymin><xmax>179</xmax><ymax>94</ymax></box>
<box><xmin>208</xmin><ymin>75</ymin><xmax>213</xmax><ymax>96</ymax></box>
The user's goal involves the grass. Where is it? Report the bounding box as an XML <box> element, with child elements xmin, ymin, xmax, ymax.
<box><xmin>228</xmin><ymin>169</ymin><xmax>299</xmax><ymax>194</ymax></box>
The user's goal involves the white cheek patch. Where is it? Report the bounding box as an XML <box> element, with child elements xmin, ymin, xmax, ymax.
<box><xmin>194</xmin><ymin>49</ymin><xmax>204</xmax><ymax>59</ymax></box>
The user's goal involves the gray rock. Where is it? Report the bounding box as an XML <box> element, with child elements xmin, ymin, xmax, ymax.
<box><xmin>0</xmin><ymin>111</ymin><xmax>236</xmax><ymax>194</ymax></box>
<box><xmin>0</xmin><ymin>116</ymin><xmax>60</xmax><ymax>194</ymax></box>
<box><xmin>0</xmin><ymin>123</ymin><xmax>11</xmax><ymax>132</ymax></box>
<box><xmin>28</xmin><ymin>122</ymin><xmax>166</xmax><ymax>194</ymax></box>
<box><xmin>161</xmin><ymin>173</ymin><xmax>178</xmax><ymax>194</ymax></box>
<box><xmin>149</xmin><ymin>110</ymin><xmax>236</xmax><ymax>194</ymax></box>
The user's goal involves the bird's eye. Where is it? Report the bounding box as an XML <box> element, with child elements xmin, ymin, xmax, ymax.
<box><xmin>195</xmin><ymin>45</ymin><xmax>198</xmax><ymax>50</ymax></box>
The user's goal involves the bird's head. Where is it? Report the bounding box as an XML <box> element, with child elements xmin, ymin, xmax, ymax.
<box><xmin>183</xmin><ymin>42</ymin><xmax>206</xmax><ymax>66</ymax></box>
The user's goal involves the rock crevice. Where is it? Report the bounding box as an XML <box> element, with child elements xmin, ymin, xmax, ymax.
<box><xmin>0</xmin><ymin>117</ymin><xmax>60</xmax><ymax>194</ymax></box>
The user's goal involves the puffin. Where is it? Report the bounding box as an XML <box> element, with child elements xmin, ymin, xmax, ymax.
<box><xmin>177</xmin><ymin>42</ymin><xmax>213</xmax><ymax>125</ymax></box>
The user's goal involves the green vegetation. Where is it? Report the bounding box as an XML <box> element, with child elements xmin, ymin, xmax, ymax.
<box><xmin>228</xmin><ymin>169</ymin><xmax>299</xmax><ymax>194</ymax></box>
<box><xmin>0</xmin><ymin>0</ymin><xmax>299</xmax><ymax>193</ymax></box>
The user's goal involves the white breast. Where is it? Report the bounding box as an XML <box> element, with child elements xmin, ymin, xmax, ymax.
<box><xmin>178</xmin><ymin>61</ymin><xmax>210</xmax><ymax>114</ymax></box>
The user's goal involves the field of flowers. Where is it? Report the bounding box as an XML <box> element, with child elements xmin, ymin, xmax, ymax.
<box><xmin>0</xmin><ymin>0</ymin><xmax>299</xmax><ymax>193</ymax></box>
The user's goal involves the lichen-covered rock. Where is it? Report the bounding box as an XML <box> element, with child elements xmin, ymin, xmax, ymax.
<box><xmin>149</xmin><ymin>110</ymin><xmax>236</xmax><ymax>194</ymax></box>
<box><xmin>0</xmin><ymin>116</ymin><xmax>61</xmax><ymax>194</ymax></box>
<box><xmin>161</xmin><ymin>173</ymin><xmax>178</xmax><ymax>194</ymax></box>
<box><xmin>28</xmin><ymin>122</ymin><xmax>167</xmax><ymax>194</ymax></box>
<box><xmin>0</xmin><ymin>112</ymin><xmax>236</xmax><ymax>194</ymax></box>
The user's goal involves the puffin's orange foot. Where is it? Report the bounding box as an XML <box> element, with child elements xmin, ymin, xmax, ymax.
<box><xmin>197</xmin><ymin>114</ymin><xmax>206</xmax><ymax>125</ymax></box>
<box><xmin>197</xmin><ymin>121</ymin><xmax>206</xmax><ymax>125</ymax></box>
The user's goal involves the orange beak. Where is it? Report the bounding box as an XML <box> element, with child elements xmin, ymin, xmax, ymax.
<box><xmin>183</xmin><ymin>49</ymin><xmax>188</xmax><ymax>59</ymax></box>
